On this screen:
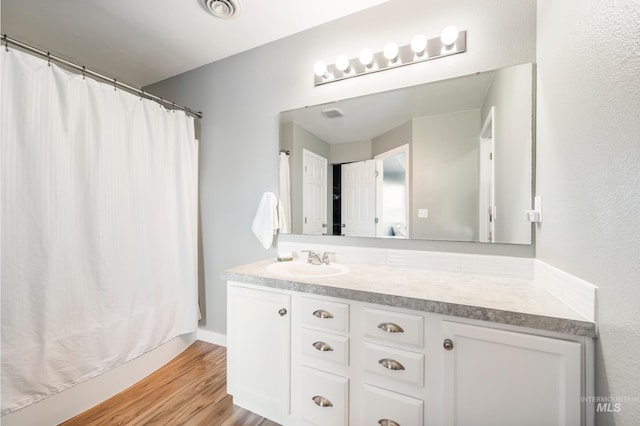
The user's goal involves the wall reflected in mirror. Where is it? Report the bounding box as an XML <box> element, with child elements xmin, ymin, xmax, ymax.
<box><xmin>279</xmin><ymin>63</ymin><xmax>534</xmax><ymax>245</ymax></box>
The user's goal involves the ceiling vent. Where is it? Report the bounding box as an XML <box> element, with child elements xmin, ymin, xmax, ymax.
<box><xmin>321</xmin><ymin>108</ymin><xmax>344</xmax><ymax>118</ymax></box>
<box><xmin>202</xmin><ymin>0</ymin><xmax>241</xmax><ymax>19</ymax></box>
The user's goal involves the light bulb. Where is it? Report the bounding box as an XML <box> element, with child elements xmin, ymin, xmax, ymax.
<box><xmin>335</xmin><ymin>55</ymin><xmax>350</xmax><ymax>72</ymax></box>
<box><xmin>411</xmin><ymin>34</ymin><xmax>427</xmax><ymax>55</ymax></box>
<box><xmin>359</xmin><ymin>48</ymin><xmax>374</xmax><ymax>67</ymax></box>
<box><xmin>383</xmin><ymin>42</ymin><xmax>399</xmax><ymax>62</ymax></box>
<box><xmin>313</xmin><ymin>60</ymin><xmax>327</xmax><ymax>77</ymax></box>
<box><xmin>441</xmin><ymin>25</ymin><xmax>459</xmax><ymax>47</ymax></box>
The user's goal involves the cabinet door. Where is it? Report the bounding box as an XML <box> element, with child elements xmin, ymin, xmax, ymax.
<box><xmin>227</xmin><ymin>284</ymin><xmax>291</xmax><ymax>423</ymax></box>
<box><xmin>442</xmin><ymin>321</ymin><xmax>581</xmax><ymax>426</ymax></box>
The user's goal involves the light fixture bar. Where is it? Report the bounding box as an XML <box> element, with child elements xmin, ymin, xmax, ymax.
<box><xmin>314</xmin><ymin>30</ymin><xmax>466</xmax><ymax>86</ymax></box>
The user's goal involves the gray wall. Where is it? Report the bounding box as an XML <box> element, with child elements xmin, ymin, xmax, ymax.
<box><xmin>412</xmin><ymin>110</ymin><xmax>480</xmax><ymax>241</ymax></box>
<box><xmin>329</xmin><ymin>140</ymin><xmax>372</xmax><ymax>165</ymax></box>
<box><xmin>372</xmin><ymin>120</ymin><xmax>412</xmax><ymax>157</ymax></box>
<box><xmin>146</xmin><ymin>0</ymin><xmax>536</xmax><ymax>335</ymax></box>
<box><xmin>481</xmin><ymin>63</ymin><xmax>534</xmax><ymax>244</ymax></box>
<box><xmin>536</xmin><ymin>1</ymin><xmax>640</xmax><ymax>424</ymax></box>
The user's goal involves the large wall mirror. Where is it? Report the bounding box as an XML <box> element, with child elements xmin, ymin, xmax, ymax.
<box><xmin>279</xmin><ymin>63</ymin><xmax>534</xmax><ymax>245</ymax></box>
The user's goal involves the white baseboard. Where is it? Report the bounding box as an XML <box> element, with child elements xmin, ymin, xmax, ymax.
<box><xmin>197</xmin><ymin>328</ymin><xmax>227</xmax><ymax>347</ymax></box>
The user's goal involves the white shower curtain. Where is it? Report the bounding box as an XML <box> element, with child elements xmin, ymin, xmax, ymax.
<box><xmin>1</xmin><ymin>48</ymin><xmax>199</xmax><ymax>414</ymax></box>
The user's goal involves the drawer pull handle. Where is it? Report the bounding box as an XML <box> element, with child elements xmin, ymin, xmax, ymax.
<box><xmin>378</xmin><ymin>322</ymin><xmax>404</xmax><ymax>333</ymax></box>
<box><xmin>378</xmin><ymin>420</ymin><xmax>400</xmax><ymax>426</ymax></box>
<box><xmin>312</xmin><ymin>395</ymin><xmax>333</xmax><ymax>408</ymax></box>
<box><xmin>379</xmin><ymin>358</ymin><xmax>405</xmax><ymax>371</ymax></box>
<box><xmin>313</xmin><ymin>309</ymin><xmax>334</xmax><ymax>319</ymax></box>
<box><xmin>312</xmin><ymin>341</ymin><xmax>334</xmax><ymax>352</ymax></box>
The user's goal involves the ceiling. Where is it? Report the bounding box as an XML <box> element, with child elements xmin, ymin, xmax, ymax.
<box><xmin>1</xmin><ymin>0</ymin><xmax>389</xmax><ymax>87</ymax></box>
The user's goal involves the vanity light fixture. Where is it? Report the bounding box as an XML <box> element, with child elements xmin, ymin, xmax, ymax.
<box><xmin>359</xmin><ymin>48</ymin><xmax>374</xmax><ymax>68</ymax></box>
<box><xmin>383</xmin><ymin>42</ymin><xmax>399</xmax><ymax>63</ymax></box>
<box><xmin>440</xmin><ymin>25</ymin><xmax>460</xmax><ymax>47</ymax></box>
<box><xmin>313</xmin><ymin>60</ymin><xmax>329</xmax><ymax>78</ymax></box>
<box><xmin>411</xmin><ymin>34</ymin><xmax>428</xmax><ymax>57</ymax></box>
<box><xmin>335</xmin><ymin>55</ymin><xmax>351</xmax><ymax>73</ymax></box>
<box><xmin>313</xmin><ymin>26</ymin><xmax>466</xmax><ymax>86</ymax></box>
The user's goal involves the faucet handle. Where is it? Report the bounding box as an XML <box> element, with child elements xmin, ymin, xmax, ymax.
<box><xmin>302</xmin><ymin>250</ymin><xmax>320</xmax><ymax>264</ymax></box>
<box><xmin>321</xmin><ymin>252</ymin><xmax>335</xmax><ymax>265</ymax></box>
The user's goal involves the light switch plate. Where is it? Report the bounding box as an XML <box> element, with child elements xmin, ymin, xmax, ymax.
<box><xmin>418</xmin><ymin>209</ymin><xmax>428</xmax><ymax>218</ymax></box>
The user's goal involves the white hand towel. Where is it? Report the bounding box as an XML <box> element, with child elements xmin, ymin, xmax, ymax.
<box><xmin>252</xmin><ymin>192</ymin><xmax>279</xmax><ymax>249</ymax></box>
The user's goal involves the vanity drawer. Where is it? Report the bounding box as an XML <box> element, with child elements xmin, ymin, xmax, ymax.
<box><xmin>363</xmin><ymin>383</ymin><xmax>424</xmax><ymax>426</ymax></box>
<box><xmin>301</xmin><ymin>297</ymin><xmax>349</xmax><ymax>334</ymax></box>
<box><xmin>302</xmin><ymin>327</ymin><xmax>349</xmax><ymax>366</ymax></box>
<box><xmin>364</xmin><ymin>343</ymin><xmax>424</xmax><ymax>387</ymax></box>
<box><xmin>364</xmin><ymin>307</ymin><xmax>423</xmax><ymax>348</ymax></box>
<box><xmin>301</xmin><ymin>366</ymin><xmax>349</xmax><ymax>426</ymax></box>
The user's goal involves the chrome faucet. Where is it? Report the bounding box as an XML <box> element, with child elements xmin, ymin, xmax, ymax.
<box><xmin>302</xmin><ymin>250</ymin><xmax>334</xmax><ymax>265</ymax></box>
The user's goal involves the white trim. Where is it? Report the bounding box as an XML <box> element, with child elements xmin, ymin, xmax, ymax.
<box><xmin>197</xmin><ymin>328</ymin><xmax>227</xmax><ymax>347</ymax></box>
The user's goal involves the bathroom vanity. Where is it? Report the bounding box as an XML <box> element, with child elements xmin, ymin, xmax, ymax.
<box><xmin>222</xmin><ymin>251</ymin><xmax>596</xmax><ymax>426</ymax></box>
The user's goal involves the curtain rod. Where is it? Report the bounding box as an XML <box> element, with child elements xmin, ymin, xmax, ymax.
<box><xmin>2</xmin><ymin>34</ymin><xmax>203</xmax><ymax>119</ymax></box>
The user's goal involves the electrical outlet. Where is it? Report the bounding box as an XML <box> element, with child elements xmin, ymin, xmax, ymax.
<box><xmin>418</xmin><ymin>209</ymin><xmax>429</xmax><ymax>218</ymax></box>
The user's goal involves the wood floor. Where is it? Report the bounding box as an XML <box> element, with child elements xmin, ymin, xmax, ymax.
<box><xmin>62</xmin><ymin>341</ymin><xmax>279</xmax><ymax>426</ymax></box>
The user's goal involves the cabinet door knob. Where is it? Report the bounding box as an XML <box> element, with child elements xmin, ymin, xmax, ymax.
<box><xmin>443</xmin><ymin>338</ymin><xmax>454</xmax><ymax>350</ymax></box>
<box><xmin>278</xmin><ymin>308</ymin><xmax>287</xmax><ymax>316</ymax></box>
<box><xmin>313</xmin><ymin>309</ymin><xmax>334</xmax><ymax>319</ymax></box>
<box><xmin>312</xmin><ymin>395</ymin><xmax>333</xmax><ymax>407</ymax></box>
<box><xmin>378</xmin><ymin>322</ymin><xmax>404</xmax><ymax>333</ymax></box>
<box><xmin>378</xmin><ymin>420</ymin><xmax>400</xmax><ymax>426</ymax></box>
<box><xmin>312</xmin><ymin>341</ymin><xmax>334</xmax><ymax>352</ymax></box>
<box><xmin>379</xmin><ymin>358</ymin><xmax>405</xmax><ymax>371</ymax></box>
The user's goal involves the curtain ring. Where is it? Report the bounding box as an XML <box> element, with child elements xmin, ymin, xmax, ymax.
<box><xmin>113</xmin><ymin>78</ymin><xmax>117</xmax><ymax>91</ymax></box>
<box><xmin>47</xmin><ymin>52</ymin><xmax>51</xmax><ymax>67</ymax></box>
<box><xmin>172</xmin><ymin>102</ymin><xmax>176</xmax><ymax>112</ymax></box>
<box><xmin>139</xmin><ymin>90</ymin><xmax>144</xmax><ymax>101</ymax></box>
<box><xmin>82</xmin><ymin>66</ymin><xmax>86</xmax><ymax>80</ymax></box>
<box><xmin>3</xmin><ymin>35</ymin><xmax>9</xmax><ymax>52</ymax></box>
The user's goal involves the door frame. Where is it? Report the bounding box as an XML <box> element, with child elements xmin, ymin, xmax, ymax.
<box><xmin>478</xmin><ymin>107</ymin><xmax>495</xmax><ymax>243</ymax></box>
<box><xmin>374</xmin><ymin>144</ymin><xmax>410</xmax><ymax>238</ymax></box>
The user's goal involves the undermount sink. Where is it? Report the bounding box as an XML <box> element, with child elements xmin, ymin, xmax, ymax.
<box><xmin>266</xmin><ymin>261</ymin><xmax>350</xmax><ymax>278</ymax></box>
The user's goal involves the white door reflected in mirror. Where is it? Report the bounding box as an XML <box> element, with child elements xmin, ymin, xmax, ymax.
<box><xmin>302</xmin><ymin>149</ymin><xmax>327</xmax><ymax>235</ymax></box>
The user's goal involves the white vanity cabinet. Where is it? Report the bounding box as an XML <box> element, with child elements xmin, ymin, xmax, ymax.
<box><xmin>441</xmin><ymin>321</ymin><xmax>583</xmax><ymax>426</ymax></box>
<box><xmin>227</xmin><ymin>283</ymin><xmax>291</xmax><ymax>424</ymax></box>
<box><xmin>226</xmin><ymin>281</ymin><xmax>592</xmax><ymax>426</ymax></box>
